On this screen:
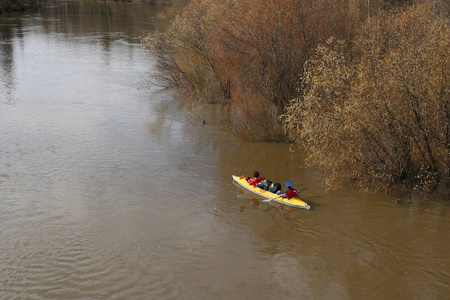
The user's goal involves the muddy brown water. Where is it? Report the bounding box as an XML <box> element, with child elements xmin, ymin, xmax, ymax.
<box><xmin>0</xmin><ymin>1</ymin><xmax>449</xmax><ymax>299</ymax></box>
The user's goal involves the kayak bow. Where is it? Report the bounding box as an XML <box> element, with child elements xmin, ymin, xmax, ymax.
<box><xmin>232</xmin><ymin>175</ymin><xmax>310</xmax><ymax>210</ymax></box>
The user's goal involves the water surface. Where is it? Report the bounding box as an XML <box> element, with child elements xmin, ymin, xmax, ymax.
<box><xmin>0</xmin><ymin>1</ymin><xmax>449</xmax><ymax>299</ymax></box>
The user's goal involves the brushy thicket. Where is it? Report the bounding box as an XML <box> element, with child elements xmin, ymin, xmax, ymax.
<box><xmin>143</xmin><ymin>0</ymin><xmax>366</xmax><ymax>140</ymax></box>
<box><xmin>143</xmin><ymin>0</ymin><xmax>449</xmax><ymax>192</ymax></box>
<box><xmin>284</xmin><ymin>2</ymin><xmax>449</xmax><ymax>192</ymax></box>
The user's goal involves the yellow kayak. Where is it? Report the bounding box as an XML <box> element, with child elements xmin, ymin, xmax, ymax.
<box><xmin>232</xmin><ymin>175</ymin><xmax>310</xmax><ymax>210</ymax></box>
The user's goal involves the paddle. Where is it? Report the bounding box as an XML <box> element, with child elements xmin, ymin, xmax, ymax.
<box><xmin>262</xmin><ymin>187</ymin><xmax>308</xmax><ymax>202</ymax></box>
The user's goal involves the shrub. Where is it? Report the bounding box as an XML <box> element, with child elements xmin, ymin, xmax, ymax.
<box><xmin>143</xmin><ymin>0</ymin><xmax>365</xmax><ymax>140</ymax></box>
<box><xmin>284</xmin><ymin>2</ymin><xmax>450</xmax><ymax>192</ymax></box>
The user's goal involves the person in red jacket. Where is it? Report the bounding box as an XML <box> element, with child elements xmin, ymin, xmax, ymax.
<box><xmin>277</xmin><ymin>180</ymin><xmax>299</xmax><ymax>199</ymax></box>
<box><xmin>247</xmin><ymin>171</ymin><xmax>263</xmax><ymax>186</ymax></box>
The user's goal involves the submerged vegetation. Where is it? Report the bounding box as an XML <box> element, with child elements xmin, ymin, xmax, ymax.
<box><xmin>142</xmin><ymin>0</ymin><xmax>449</xmax><ymax>192</ymax></box>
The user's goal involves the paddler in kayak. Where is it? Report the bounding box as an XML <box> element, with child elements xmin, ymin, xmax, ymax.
<box><xmin>247</xmin><ymin>171</ymin><xmax>263</xmax><ymax>187</ymax></box>
<box><xmin>277</xmin><ymin>180</ymin><xmax>299</xmax><ymax>199</ymax></box>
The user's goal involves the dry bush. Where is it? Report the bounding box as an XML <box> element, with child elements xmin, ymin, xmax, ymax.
<box><xmin>142</xmin><ymin>0</ymin><xmax>226</xmax><ymax>103</ymax></box>
<box><xmin>221</xmin><ymin>0</ymin><xmax>366</xmax><ymax>111</ymax></box>
<box><xmin>284</xmin><ymin>2</ymin><xmax>449</xmax><ymax>192</ymax></box>
<box><xmin>142</xmin><ymin>0</ymin><xmax>409</xmax><ymax>140</ymax></box>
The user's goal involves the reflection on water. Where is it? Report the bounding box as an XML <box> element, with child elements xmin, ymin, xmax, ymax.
<box><xmin>0</xmin><ymin>1</ymin><xmax>449</xmax><ymax>299</ymax></box>
<box><xmin>0</xmin><ymin>22</ymin><xmax>16</xmax><ymax>102</ymax></box>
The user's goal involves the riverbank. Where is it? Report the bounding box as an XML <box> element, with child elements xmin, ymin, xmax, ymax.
<box><xmin>143</xmin><ymin>0</ymin><xmax>449</xmax><ymax>194</ymax></box>
<box><xmin>0</xmin><ymin>0</ymin><xmax>38</xmax><ymax>13</ymax></box>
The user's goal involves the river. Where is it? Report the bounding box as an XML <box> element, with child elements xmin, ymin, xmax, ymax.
<box><xmin>0</xmin><ymin>1</ymin><xmax>449</xmax><ymax>299</ymax></box>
